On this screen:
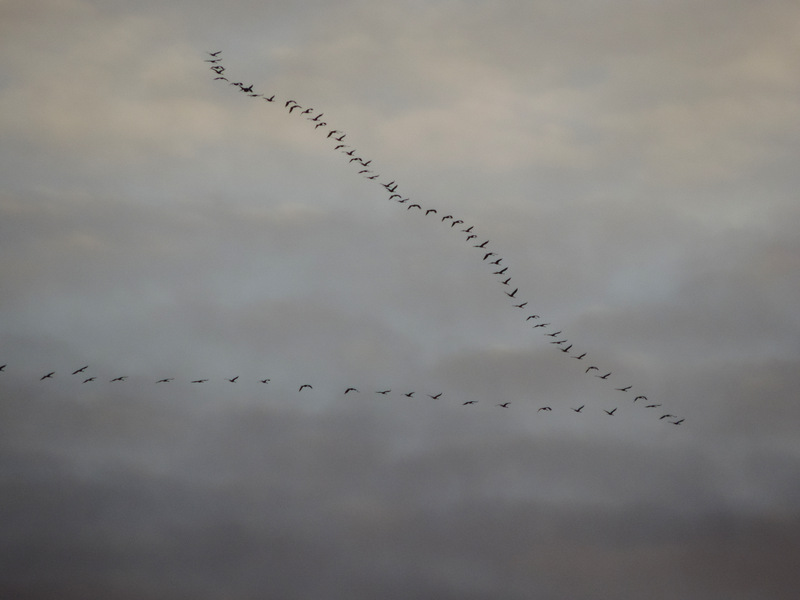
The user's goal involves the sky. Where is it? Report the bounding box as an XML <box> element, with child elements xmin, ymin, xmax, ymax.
<box><xmin>1</xmin><ymin>0</ymin><xmax>799</xmax><ymax>598</ymax></box>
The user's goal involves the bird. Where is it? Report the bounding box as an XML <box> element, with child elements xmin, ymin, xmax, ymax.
<box><xmin>483</xmin><ymin>252</ymin><xmax>497</xmax><ymax>260</ymax></box>
<box><xmin>490</xmin><ymin>258</ymin><xmax>503</xmax><ymax>265</ymax></box>
<box><xmin>616</xmin><ymin>386</ymin><xmax>632</xmax><ymax>392</ymax></box>
<box><xmin>314</xmin><ymin>122</ymin><xmax>327</xmax><ymax>129</ymax></box>
<box><xmin>240</xmin><ymin>85</ymin><xmax>253</xmax><ymax>93</ymax></box>
<box><xmin>308</xmin><ymin>112</ymin><xmax>324</xmax><ymax>121</ymax></box>
<box><xmin>538</xmin><ymin>406</ymin><xmax>552</xmax><ymax>412</ymax></box>
<box><xmin>72</xmin><ymin>365</ymin><xmax>89</xmax><ymax>375</ymax></box>
<box><xmin>288</xmin><ymin>104</ymin><xmax>301</xmax><ymax>113</ymax></box>
<box><xmin>645</xmin><ymin>404</ymin><xmax>662</xmax><ymax>408</ymax></box>
<box><xmin>156</xmin><ymin>378</ymin><xmax>174</xmax><ymax>383</ymax></box>
<box><xmin>407</xmin><ymin>204</ymin><xmax>421</xmax><ymax>210</ymax></box>
<box><xmin>671</xmin><ymin>419</ymin><xmax>685</xmax><ymax>425</ymax></box>
<box><xmin>659</xmin><ymin>414</ymin><xmax>677</xmax><ymax>420</ymax></box>
<box><xmin>40</xmin><ymin>372</ymin><xmax>55</xmax><ymax>380</ymax></box>
<box><xmin>493</xmin><ymin>267</ymin><xmax>508</xmax><ymax>275</ymax></box>
<box><xmin>299</xmin><ymin>384</ymin><xmax>313</xmax><ymax>391</ymax></box>
<box><xmin>501</xmin><ymin>278</ymin><xmax>512</xmax><ymax>285</ymax></box>
<box><xmin>358</xmin><ymin>159</ymin><xmax>371</xmax><ymax>167</ymax></box>
<box><xmin>532</xmin><ymin>323</ymin><xmax>549</xmax><ymax>328</ymax></box>
<box><xmin>404</xmin><ymin>392</ymin><xmax>415</xmax><ymax>397</ymax></box>
<box><xmin>260</xmin><ymin>379</ymin><xmax>271</xmax><ymax>384</ymax></box>
<box><xmin>572</xmin><ymin>353</ymin><xmax>587</xmax><ymax>360</ymax></box>
<box><xmin>560</xmin><ymin>344</ymin><xmax>573</xmax><ymax>353</ymax></box>
<box><xmin>514</xmin><ymin>302</ymin><xmax>528</xmax><ymax>309</ymax></box>
<box><xmin>376</xmin><ymin>389</ymin><xmax>391</xmax><ymax>395</ymax></box>
<box><xmin>572</xmin><ymin>405</ymin><xmax>585</xmax><ymax>413</ymax></box>
<box><xmin>595</xmin><ymin>372</ymin><xmax>612</xmax><ymax>379</ymax></box>
<box><xmin>300</xmin><ymin>107</ymin><xmax>314</xmax><ymax>114</ymax></box>
<box><xmin>204</xmin><ymin>58</ymin><xmax>221</xmax><ymax>63</ymax></box>
<box><xmin>191</xmin><ymin>379</ymin><xmax>209</xmax><ymax>383</ymax></box>
<box><xmin>466</xmin><ymin>234</ymin><xmax>478</xmax><ymax>241</ymax></box>
<box><xmin>463</xmin><ymin>400</ymin><xmax>478</xmax><ymax>405</ymax></box>
<box><xmin>82</xmin><ymin>377</ymin><xmax>96</xmax><ymax>383</ymax></box>
<box><xmin>227</xmin><ymin>376</ymin><xmax>239</xmax><ymax>383</ymax></box>
<box><xmin>0</xmin><ymin>364</ymin><xmax>5</xmax><ymax>372</ymax></box>
<box><xmin>506</xmin><ymin>288</ymin><xmax>519</xmax><ymax>298</ymax></box>
<box><xmin>428</xmin><ymin>393</ymin><xmax>443</xmax><ymax>399</ymax></box>
<box><xmin>545</xmin><ymin>331</ymin><xmax>562</xmax><ymax>337</ymax></box>
<box><xmin>441</xmin><ymin>215</ymin><xmax>453</xmax><ymax>221</ymax></box>
<box><xmin>344</xmin><ymin>387</ymin><xmax>359</xmax><ymax>394</ymax></box>
<box><xmin>450</xmin><ymin>220</ymin><xmax>464</xmax><ymax>227</ymax></box>
<box><xmin>634</xmin><ymin>395</ymin><xmax>647</xmax><ymax>402</ymax></box>
<box><xmin>550</xmin><ymin>339</ymin><xmax>568</xmax><ymax>345</ymax></box>
<box><xmin>462</xmin><ymin>226</ymin><xmax>474</xmax><ymax>233</ymax></box>
<box><xmin>389</xmin><ymin>194</ymin><xmax>402</xmax><ymax>200</ymax></box>
<box><xmin>213</xmin><ymin>77</ymin><xmax>229</xmax><ymax>81</ymax></box>
<box><xmin>110</xmin><ymin>376</ymin><xmax>127</xmax><ymax>382</ymax></box>
<box><xmin>326</xmin><ymin>129</ymin><xmax>342</xmax><ymax>138</ymax></box>
<box><xmin>334</xmin><ymin>144</ymin><xmax>348</xmax><ymax>150</ymax></box>
<box><xmin>286</xmin><ymin>100</ymin><xmax>299</xmax><ymax>107</ymax></box>
<box><xmin>604</xmin><ymin>408</ymin><xmax>617</xmax><ymax>416</ymax></box>
<box><xmin>525</xmin><ymin>315</ymin><xmax>540</xmax><ymax>320</ymax></box>
<box><xmin>207</xmin><ymin>51</ymin><xmax>222</xmax><ymax>56</ymax></box>
<box><xmin>586</xmin><ymin>366</ymin><xmax>599</xmax><ymax>373</ymax></box>
<box><xmin>474</xmin><ymin>240</ymin><xmax>490</xmax><ymax>248</ymax></box>
<box><xmin>497</xmin><ymin>402</ymin><xmax>511</xmax><ymax>408</ymax></box>
<box><xmin>263</xmin><ymin>95</ymin><xmax>275</xmax><ymax>102</ymax></box>
<box><xmin>426</xmin><ymin>209</ymin><xmax>437</xmax><ymax>215</ymax></box>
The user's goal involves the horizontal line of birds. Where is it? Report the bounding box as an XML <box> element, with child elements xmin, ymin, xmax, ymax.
<box><xmin>0</xmin><ymin>363</ymin><xmax>682</xmax><ymax>423</ymax></box>
<box><xmin>206</xmin><ymin>51</ymin><xmax>685</xmax><ymax>425</ymax></box>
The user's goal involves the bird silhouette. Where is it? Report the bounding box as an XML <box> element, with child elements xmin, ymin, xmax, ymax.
<box><xmin>227</xmin><ymin>376</ymin><xmax>239</xmax><ymax>383</ymax></box>
<box><xmin>493</xmin><ymin>267</ymin><xmax>508</xmax><ymax>275</ymax></box>
<box><xmin>466</xmin><ymin>234</ymin><xmax>478</xmax><ymax>241</ymax></box>
<box><xmin>40</xmin><ymin>372</ymin><xmax>55</xmax><ymax>380</ymax></box>
<box><xmin>407</xmin><ymin>204</ymin><xmax>421</xmax><ymax>210</ymax></box>
<box><xmin>616</xmin><ymin>385</ymin><xmax>632</xmax><ymax>392</ymax></box>
<box><xmin>671</xmin><ymin>419</ymin><xmax>685</xmax><ymax>425</ymax></box>
<box><xmin>501</xmin><ymin>278</ymin><xmax>512</xmax><ymax>285</ymax></box>
<box><xmin>82</xmin><ymin>377</ymin><xmax>96</xmax><ymax>383</ymax></box>
<box><xmin>585</xmin><ymin>366</ymin><xmax>599</xmax><ymax>373</ymax></box>
<box><xmin>514</xmin><ymin>302</ymin><xmax>528</xmax><ymax>308</ymax></box>
<box><xmin>633</xmin><ymin>395</ymin><xmax>647</xmax><ymax>402</ymax></box>
<box><xmin>525</xmin><ymin>315</ymin><xmax>540</xmax><ymax>320</ymax></box>
<box><xmin>286</xmin><ymin>100</ymin><xmax>298</xmax><ymax>107</ymax></box>
<box><xmin>156</xmin><ymin>378</ymin><xmax>174</xmax><ymax>383</ymax></box>
<box><xmin>192</xmin><ymin>379</ymin><xmax>209</xmax><ymax>383</ymax></box>
<box><xmin>497</xmin><ymin>402</ymin><xmax>511</xmax><ymax>408</ymax></box>
<box><xmin>604</xmin><ymin>408</ymin><xmax>617</xmax><ymax>416</ymax></box>
<box><xmin>207</xmin><ymin>51</ymin><xmax>222</xmax><ymax>56</ymax></box>
<box><xmin>572</xmin><ymin>353</ymin><xmax>587</xmax><ymax>359</ymax></box>
<box><xmin>299</xmin><ymin>384</ymin><xmax>313</xmax><ymax>391</ymax></box>
<box><xmin>474</xmin><ymin>240</ymin><xmax>489</xmax><ymax>248</ymax></box>
<box><xmin>344</xmin><ymin>387</ymin><xmax>359</xmax><ymax>394</ymax></box>
<box><xmin>483</xmin><ymin>252</ymin><xmax>497</xmax><ymax>260</ymax></box>
<box><xmin>572</xmin><ymin>405</ymin><xmax>585</xmax><ymax>413</ymax></box>
<box><xmin>560</xmin><ymin>344</ymin><xmax>573</xmax><ymax>353</ymax></box>
<box><xmin>462</xmin><ymin>226</ymin><xmax>474</xmax><ymax>233</ymax></box>
<box><xmin>428</xmin><ymin>393</ymin><xmax>443</xmax><ymax>399</ymax></box>
<box><xmin>441</xmin><ymin>215</ymin><xmax>453</xmax><ymax>221</ymax></box>
<box><xmin>659</xmin><ymin>414</ymin><xmax>677</xmax><ymax>420</ymax></box>
<box><xmin>645</xmin><ymin>404</ymin><xmax>662</xmax><ymax>408</ymax></box>
<box><xmin>595</xmin><ymin>372</ymin><xmax>612</xmax><ymax>379</ymax></box>
<box><xmin>463</xmin><ymin>400</ymin><xmax>477</xmax><ymax>405</ymax></box>
<box><xmin>545</xmin><ymin>331</ymin><xmax>562</xmax><ymax>337</ymax></box>
<box><xmin>506</xmin><ymin>288</ymin><xmax>519</xmax><ymax>298</ymax></box>
<box><xmin>404</xmin><ymin>392</ymin><xmax>415</xmax><ymax>397</ymax></box>
<box><xmin>376</xmin><ymin>389</ymin><xmax>391</xmax><ymax>395</ymax></box>
<box><xmin>110</xmin><ymin>376</ymin><xmax>127</xmax><ymax>382</ymax></box>
<box><xmin>260</xmin><ymin>379</ymin><xmax>271</xmax><ymax>384</ymax></box>
<box><xmin>538</xmin><ymin>406</ymin><xmax>552</xmax><ymax>412</ymax></box>
<box><xmin>0</xmin><ymin>364</ymin><xmax>6</xmax><ymax>372</ymax></box>
<box><xmin>72</xmin><ymin>365</ymin><xmax>89</xmax><ymax>375</ymax></box>
<box><xmin>426</xmin><ymin>209</ymin><xmax>437</xmax><ymax>215</ymax></box>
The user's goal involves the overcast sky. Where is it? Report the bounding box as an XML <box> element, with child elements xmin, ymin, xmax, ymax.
<box><xmin>2</xmin><ymin>1</ymin><xmax>799</xmax><ymax>598</ymax></box>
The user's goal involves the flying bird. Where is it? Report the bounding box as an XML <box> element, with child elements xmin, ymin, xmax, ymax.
<box><xmin>428</xmin><ymin>393</ymin><xmax>443</xmax><ymax>399</ymax></box>
<box><xmin>483</xmin><ymin>252</ymin><xmax>497</xmax><ymax>260</ymax></box>
<box><xmin>40</xmin><ymin>372</ymin><xmax>55</xmax><ymax>380</ymax></box>
<box><xmin>659</xmin><ymin>414</ymin><xmax>677</xmax><ymax>420</ymax></box>
<box><xmin>110</xmin><ymin>376</ymin><xmax>127</xmax><ymax>382</ymax></box>
<box><xmin>616</xmin><ymin>386</ymin><xmax>632</xmax><ymax>392</ymax></box>
<box><xmin>671</xmin><ymin>419</ymin><xmax>685</xmax><ymax>425</ymax></box>
<box><xmin>156</xmin><ymin>378</ymin><xmax>174</xmax><ymax>383</ymax></box>
<box><xmin>450</xmin><ymin>220</ymin><xmax>464</xmax><ymax>227</ymax></box>
<box><xmin>72</xmin><ymin>365</ymin><xmax>89</xmax><ymax>375</ymax></box>
<box><xmin>474</xmin><ymin>240</ymin><xmax>489</xmax><ymax>248</ymax></box>
<box><xmin>466</xmin><ymin>235</ymin><xmax>477</xmax><ymax>241</ymax></box>
<box><xmin>286</xmin><ymin>100</ymin><xmax>298</xmax><ymax>107</ymax></box>
<box><xmin>299</xmin><ymin>384</ymin><xmax>313</xmax><ymax>391</ymax></box>
<box><xmin>585</xmin><ymin>366</ymin><xmax>599</xmax><ymax>373</ymax></box>
<box><xmin>191</xmin><ymin>379</ymin><xmax>209</xmax><ymax>383</ymax></box>
<box><xmin>441</xmin><ymin>215</ymin><xmax>453</xmax><ymax>221</ymax></box>
<box><xmin>0</xmin><ymin>364</ymin><xmax>5</xmax><ymax>372</ymax></box>
<box><xmin>525</xmin><ymin>315</ymin><xmax>540</xmax><ymax>321</ymax></box>
<box><xmin>538</xmin><ymin>406</ymin><xmax>552</xmax><ymax>412</ymax></box>
<box><xmin>407</xmin><ymin>204</ymin><xmax>421</xmax><ymax>210</ymax></box>
<box><xmin>207</xmin><ymin>51</ymin><xmax>222</xmax><ymax>56</ymax></box>
<box><xmin>344</xmin><ymin>387</ymin><xmax>359</xmax><ymax>394</ymax></box>
<box><xmin>496</xmin><ymin>402</ymin><xmax>511</xmax><ymax>408</ymax></box>
<box><xmin>634</xmin><ymin>395</ymin><xmax>647</xmax><ymax>402</ymax></box>
<box><xmin>426</xmin><ymin>209</ymin><xmax>437</xmax><ymax>215</ymax></box>
<box><xmin>550</xmin><ymin>339</ymin><xmax>568</xmax><ymax>344</ymax></box>
<box><xmin>572</xmin><ymin>405</ymin><xmax>585</xmax><ymax>413</ymax></box>
<box><xmin>462</xmin><ymin>226</ymin><xmax>474</xmax><ymax>233</ymax></box>
<box><xmin>493</xmin><ymin>267</ymin><xmax>508</xmax><ymax>275</ymax></box>
<box><xmin>572</xmin><ymin>353</ymin><xmax>587</xmax><ymax>360</ymax></box>
<box><xmin>545</xmin><ymin>331</ymin><xmax>562</xmax><ymax>337</ymax></box>
<box><xmin>463</xmin><ymin>400</ymin><xmax>478</xmax><ymax>405</ymax></box>
<box><xmin>82</xmin><ymin>377</ymin><xmax>96</xmax><ymax>383</ymax></box>
<box><xmin>645</xmin><ymin>404</ymin><xmax>662</xmax><ymax>408</ymax></box>
<box><xmin>404</xmin><ymin>392</ymin><xmax>415</xmax><ymax>397</ymax></box>
<box><xmin>604</xmin><ymin>408</ymin><xmax>617</xmax><ymax>416</ymax></box>
<box><xmin>506</xmin><ymin>288</ymin><xmax>519</xmax><ymax>298</ymax></box>
<box><xmin>595</xmin><ymin>372</ymin><xmax>612</xmax><ymax>379</ymax></box>
<box><xmin>260</xmin><ymin>379</ymin><xmax>271</xmax><ymax>384</ymax></box>
<box><xmin>376</xmin><ymin>389</ymin><xmax>391</xmax><ymax>395</ymax></box>
<box><xmin>514</xmin><ymin>302</ymin><xmax>528</xmax><ymax>308</ymax></box>
<box><xmin>560</xmin><ymin>344</ymin><xmax>573</xmax><ymax>353</ymax></box>
<box><xmin>288</xmin><ymin>104</ymin><xmax>301</xmax><ymax>113</ymax></box>
<box><xmin>501</xmin><ymin>278</ymin><xmax>512</xmax><ymax>285</ymax></box>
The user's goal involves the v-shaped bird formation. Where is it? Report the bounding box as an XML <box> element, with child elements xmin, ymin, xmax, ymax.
<box><xmin>0</xmin><ymin>52</ymin><xmax>687</xmax><ymax>426</ymax></box>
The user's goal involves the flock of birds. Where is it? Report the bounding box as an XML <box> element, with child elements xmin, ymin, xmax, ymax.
<box><xmin>0</xmin><ymin>52</ymin><xmax>686</xmax><ymax>425</ymax></box>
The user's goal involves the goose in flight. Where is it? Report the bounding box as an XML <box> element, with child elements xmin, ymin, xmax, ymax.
<box><xmin>426</xmin><ymin>209</ymin><xmax>437</xmax><ymax>215</ymax></box>
<box><xmin>538</xmin><ymin>406</ymin><xmax>552</xmax><ymax>412</ymax></box>
<box><xmin>466</xmin><ymin>234</ymin><xmax>478</xmax><ymax>241</ymax></box>
<box><xmin>72</xmin><ymin>365</ymin><xmax>89</xmax><ymax>375</ymax></box>
<box><xmin>659</xmin><ymin>414</ymin><xmax>677</xmax><ymax>420</ymax></box>
<box><xmin>344</xmin><ymin>387</ymin><xmax>359</xmax><ymax>394</ymax></box>
<box><xmin>428</xmin><ymin>393</ymin><xmax>443</xmax><ymax>399</ymax></box>
<box><xmin>493</xmin><ymin>267</ymin><xmax>508</xmax><ymax>275</ymax></box>
<box><xmin>441</xmin><ymin>215</ymin><xmax>453</xmax><ymax>221</ymax></box>
<box><xmin>40</xmin><ymin>372</ymin><xmax>55</xmax><ymax>380</ymax></box>
<box><xmin>407</xmin><ymin>204</ymin><xmax>422</xmax><ymax>210</ymax></box>
<box><xmin>490</xmin><ymin>258</ymin><xmax>503</xmax><ymax>265</ymax></box>
<box><xmin>227</xmin><ymin>376</ymin><xmax>239</xmax><ymax>383</ymax></box>
<box><xmin>545</xmin><ymin>331</ymin><xmax>562</xmax><ymax>337</ymax></box>
<box><xmin>450</xmin><ymin>220</ymin><xmax>464</xmax><ymax>227</ymax></box>
<box><xmin>645</xmin><ymin>404</ymin><xmax>661</xmax><ymax>408</ymax></box>
<box><xmin>156</xmin><ymin>378</ymin><xmax>174</xmax><ymax>383</ymax></box>
<box><xmin>263</xmin><ymin>95</ymin><xmax>275</xmax><ymax>102</ymax></box>
<box><xmin>496</xmin><ymin>402</ymin><xmax>511</xmax><ymax>408</ymax></box>
<box><xmin>207</xmin><ymin>51</ymin><xmax>222</xmax><ymax>56</ymax></box>
<box><xmin>299</xmin><ymin>384</ymin><xmax>313</xmax><ymax>391</ymax></box>
<box><xmin>550</xmin><ymin>339</ymin><xmax>568</xmax><ymax>345</ymax></box>
<box><xmin>0</xmin><ymin>364</ymin><xmax>5</xmax><ymax>372</ymax></box>
<box><xmin>462</xmin><ymin>226</ymin><xmax>474</xmax><ymax>233</ymax></box>
<box><xmin>82</xmin><ymin>377</ymin><xmax>96</xmax><ymax>383</ymax></box>
<box><xmin>463</xmin><ymin>400</ymin><xmax>478</xmax><ymax>405</ymax></box>
<box><xmin>560</xmin><ymin>344</ymin><xmax>573</xmax><ymax>353</ymax></box>
<box><xmin>260</xmin><ymin>379</ymin><xmax>271</xmax><ymax>384</ymax></box>
<box><xmin>634</xmin><ymin>395</ymin><xmax>647</xmax><ymax>402</ymax></box>
<box><xmin>604</xmin><ymin>408</ymin><xmax>617</xmax><ymax>416</ymax></box>
<box><xmin>572</xmin><ymin>405</ymin><xmax>585</xmax><ymax>413</ymax></box>
<box><xmin>671</xmin><ymin>419</ymin><xmax>685</xmax><ymax>425</ymax></box>
<box><xmin>192</xmin><ymin>379</ymin><xmax>209</xmax><ymax>383</ymax></box>
<box><xmin>585</xmin><ymin>366</ymin><xmax>599</xmax><ymax>373</ymax></box>
<box><xmin>506</xmin><ymin>288</ymin><xmax>519</xmax><ymax>298</ymax></box>
<box><xmin>514</xmin><ymin>302</ymin><xmax>528</xmax><ymax>308</ymax></box>
<box><xmin>327</xmin><ymin>129</ymin><xmax>342</xmax><ymax>138</ymax></box>
<box><xmin>572</xmin><ymin>353</ymin><xmax>587</xmax><ymax>360</ymax></box>
<box><xmin>376</xmin><ymin>389</ymin><xmax>391</xmax><ymax>395</ymax></box>
<box><xmin>595</xmin><ymin>372</ymin><xmax>612</xmax><ymax>379</ymax></box>
<box><xmin>286</xmin><ymin>100</ymin><xmax>299</xmax><ymax>107</ymax></box>
<box><xmin>532</xmin><ymin>323</ymin><xmax>549</xmax><ymax>328</ymax></box>
<box><xmin>525</xmin><ymin>315</ymin><xmax>540</xmax><ymax>320</ymax></box>
<box><xmin>474</xmin><ymin>240</ymin><xmax>490</xmax><ymax>248</ymax></box>
<box><xmin>501</xmin><ymin>278</ymin><xmax>512</xmax><ymax>285</ymax></box>
<box><xmin>288</xmin><ymin>104</ymin><xmax>301</xmax><ymax>113</ymax></box>
<box><xmin>110</xmin><ymin>376</ymin><xmax>127</xmax><ymax>382</ymax></box>
<box><xmin>404</xmin><ymin>392</ymin><xmax>415</xmax><ymax>397</ymax></box>
<box><xmin>240</xmin><ymin>85</ymin><xmax>254</xmax><ymax>93</ymax></box>
<box><xmin>483</xmin><ymin>252</ymin><xmax>497</xmax><ymax>260</ymax></box>
<box><xmin>616</xmin><ymin>385</ymin><xmax>632</xmax><ymax>392</ymax></box>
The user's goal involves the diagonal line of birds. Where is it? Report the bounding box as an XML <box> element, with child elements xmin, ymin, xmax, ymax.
<box><xmin>0</xmin><ymin>51</ymin><xmax>687</xmax><ymax>426</ymax></box>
